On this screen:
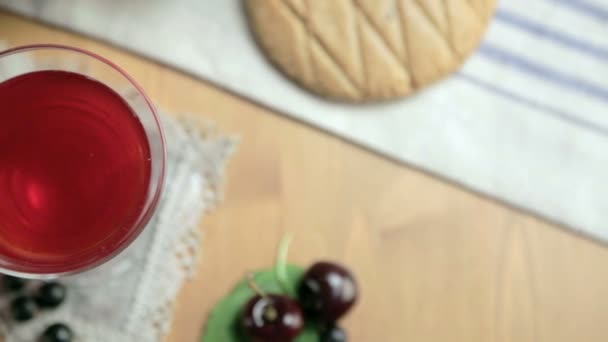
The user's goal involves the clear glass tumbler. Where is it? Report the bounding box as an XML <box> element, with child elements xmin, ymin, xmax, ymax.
<box><xmin>0</xmin><ymin>44</ymin><xmax>166</xmax><ymax>278</ymax></box>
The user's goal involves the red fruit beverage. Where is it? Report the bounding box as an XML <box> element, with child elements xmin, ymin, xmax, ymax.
<box><xmin>0</xmin><ymin>70</ymin><xmax>151</xmax><ymax>273</ymax></box>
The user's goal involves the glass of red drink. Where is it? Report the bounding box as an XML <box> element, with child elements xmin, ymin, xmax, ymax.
<box><xmin>0</xmin><ymin>44</ymin><xmax>166</xmax><ymax>278</ymax></box>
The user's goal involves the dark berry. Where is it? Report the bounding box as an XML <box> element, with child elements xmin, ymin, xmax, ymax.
<box><xmin>298</xmin><ymin>261</ymin><xmax>358</xmax><ymax>322</ymax></box>
<box><xmin>36</xmin><ymin>282</ymin><xmax>66</xmax><ymax>308</ymax></box>
<box><xmin>320</xmin><ymin>325</ymin><xmax>348</xmax><ymax>342</ymax></box>
<box><xmin>10</xmin><ymin>295</ymin><xmax>37</xmax><ymax>322</ymax></box>
<box><xmin>3</xmin><ymin>275</ymin><xmax>26</xmax><ymax>291</ymax></box>
<box><xmin>241</xmin><ymin>294</ymin><xmax>304</xmax><ymax>342</ymax></box>
<box><xmin>40</xmin><ymin>323</ymin><xmax>73</xmax><ymax>342</ymax></box>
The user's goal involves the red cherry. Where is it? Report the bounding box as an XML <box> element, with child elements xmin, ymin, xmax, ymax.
<box><xmin>241</xmin><ymin>294</ymin><xmax>304</xmax><ymax>342</ymax></box>
<box><xmin>297</xmin><ymin>261</ymin><xmax>358</xmax><ymax>322</ymax></box>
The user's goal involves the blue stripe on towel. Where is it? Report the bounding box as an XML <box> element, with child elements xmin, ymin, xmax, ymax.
<box><xmin>495</xmin><ymin>9</ymin><xmax>608</xmax><ymax>62</ymax></box>
<box><xmin>477</xmin><ymin>43</ymin><xmax>608</xmax><ymax>104</ymax></box>
<box><xmin>457</xmin><ymin>72</ymin><xmax>608</xmax><ymax>137</ymax></box>
<box><xmin>548</xmin><ymin>0</ymin><xmax>608</xmax><ymax>22</ymax></box>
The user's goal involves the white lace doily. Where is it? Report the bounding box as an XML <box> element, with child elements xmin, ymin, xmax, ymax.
<box><xmin>0</xmin><ymin>113</ymin><xmax>236</xmax><ymax>342</ymax></box>
<box><xmin>0</xmin><ymin>42</ymin><xmax>238</xmax><ymax>341</ymax></box>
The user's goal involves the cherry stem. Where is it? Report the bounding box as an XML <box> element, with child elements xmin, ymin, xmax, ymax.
<box><xmin>275</xmin><ymin>233</ymin><xmax>293</xmax><ymax>296</ymax></box>
<box><xmin>247</xmin><ymin>273</ymin><xmax>267</xmax><ymax>298</ymax></box>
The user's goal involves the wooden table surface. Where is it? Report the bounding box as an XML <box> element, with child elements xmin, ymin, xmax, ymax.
<box><xmin>3</xmin><ymin>12</ymin><xmax>608</xmax><ymax>342</ymax></box>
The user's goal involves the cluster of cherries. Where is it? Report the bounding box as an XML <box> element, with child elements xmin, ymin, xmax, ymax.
<box><xmin>241</xmin><ymin>261</ymin><xmax>357</xmax><ymax>342</ymax></box>
<box><xmin>3</xmin><ymin>275</ymin><xmax>73</xmax><ymax>342</ymax></box>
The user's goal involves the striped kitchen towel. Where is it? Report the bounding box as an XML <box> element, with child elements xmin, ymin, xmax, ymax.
<box><xmin>1</xmin><ymin>0</ymin><xmax>607</xmax><ymax>240</ymax></box>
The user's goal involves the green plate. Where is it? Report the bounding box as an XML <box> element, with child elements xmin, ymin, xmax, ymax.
<box><xmin>201</xmin><ymin>264</ymin><xmax>320</xmax><ymax>342</ymax></box>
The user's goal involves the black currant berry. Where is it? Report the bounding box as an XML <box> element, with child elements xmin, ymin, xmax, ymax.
<box><xmin>3</xmin><ymin>275</ymin><xmax>27</xmax><ymax>292</ymax></box>
<box><xmin>36</xmin><ymin>282</ymin><xmax>66</xmax><ymax>309</ymax></box>
<box><xmin>40</xmin><ymin>323</ymin><xmax>73</xmax><ymax>342</ymax></box>
<box><xmin>11</xmin><ymin>295</ymin><xmax>37</xmax><ymax>322</ymax></box>
<box><xmin>320</xmin><ymin>325</ymin><xmax>348</xmax><ymax>342</ymax></box>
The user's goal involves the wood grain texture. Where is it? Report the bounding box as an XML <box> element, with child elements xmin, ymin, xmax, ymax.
<box><xmin>2</xmin><ymin>11</ymin><xmax>608</xmax><ymax>342</ymax></box>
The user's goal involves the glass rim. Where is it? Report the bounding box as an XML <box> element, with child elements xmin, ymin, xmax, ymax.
<box><xmin>0</xmin><ymin>44</ymin><xmax>167</xmax><ymax>278</ymax></box>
